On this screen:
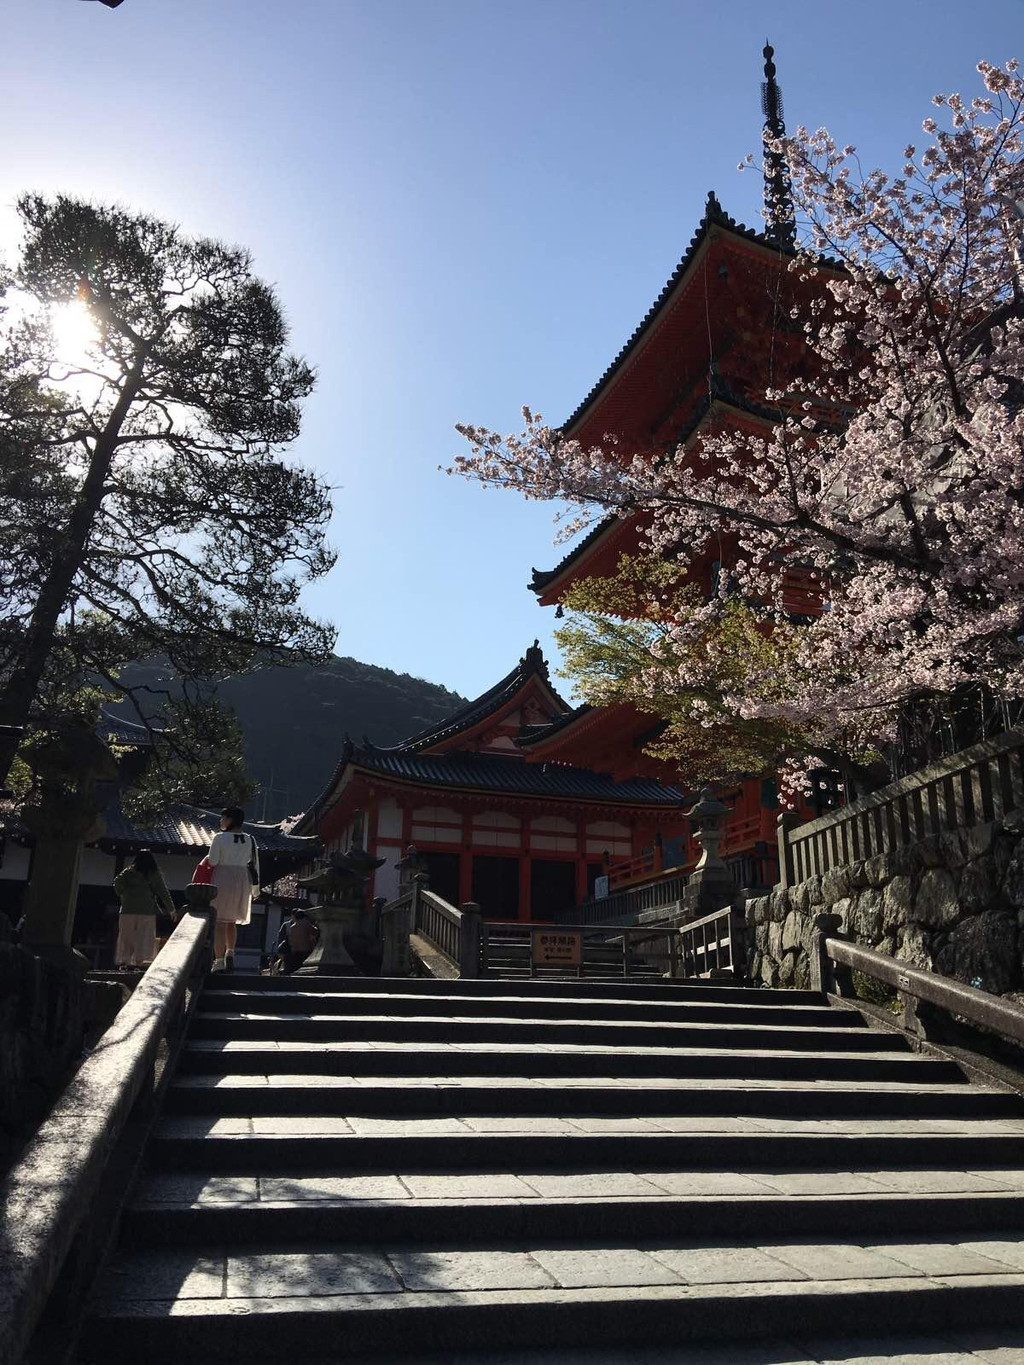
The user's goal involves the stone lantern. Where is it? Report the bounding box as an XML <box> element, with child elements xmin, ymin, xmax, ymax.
<box><xmin>396</xmin><ymin>844</ymin><xmax>428</xmax><ymax>893</ymax></box>
<box><xmin>686</xmin><ymin>787</ymin><xmax>732</xmax><ymax>888</ymax></box>
<box><xmin>296</xmin><ymin>840</ymin><xmax>385</xmax><ymax>974</ymax></box>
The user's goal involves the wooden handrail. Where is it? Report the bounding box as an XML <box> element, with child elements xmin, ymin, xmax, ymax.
<box><xmin>0</xmin><ymin>910</ymin><xmax>213</xmax><ymax>1365</ymax></box>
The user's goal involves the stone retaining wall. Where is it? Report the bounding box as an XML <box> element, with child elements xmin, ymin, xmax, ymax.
<box><xmin>746</xmin><ymin>816</ymin><xmax>1024</xmax><ymax>993</ymax></box>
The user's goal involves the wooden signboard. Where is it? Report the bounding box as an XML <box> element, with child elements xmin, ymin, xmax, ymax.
<box><xmin>532</xmin><ymin>930</ymin><xmax>582</xmax><ymax>969</ymax></box>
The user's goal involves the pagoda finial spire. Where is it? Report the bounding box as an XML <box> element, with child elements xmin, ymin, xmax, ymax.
<box><xmin>761</xmin><ymin>41</ymin><xmax>797</xmax><ymax>249</ymax></box>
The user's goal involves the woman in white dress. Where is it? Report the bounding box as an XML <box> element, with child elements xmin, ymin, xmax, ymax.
<box><xmin>207</xmin><ymin>806</ymin><xmax>260</xmax><ymax>970</ymax></box>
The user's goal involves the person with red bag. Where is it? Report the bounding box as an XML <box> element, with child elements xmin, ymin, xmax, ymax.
<box><xmin>192</xmin><ymin>856</ymin><xmax>214</xmax><ymax>885</ymax></box>
<box><xmin>206</xmin><ymin>807</ymin><xmax>260</xmax><ymax>971</ymax></box>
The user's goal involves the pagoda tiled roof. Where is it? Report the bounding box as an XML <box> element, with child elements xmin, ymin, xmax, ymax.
<box><xmin>562</xmin><ymin>193</ymin><xmax>785</xmax><ymax>435</ymax></box>
<box><xmin>562</xmin><ymin>193</ymin><xmax>843</xmax><ymax>437</ymax></box>
<box><xmin>343</xmin><ymin>743</ymin><xmax>684</xmax><ymax>807</ymax></box>
<box><xmin>389</xmin><ymin>642</ymin><xmax>570</xmax><ymax>753</ymax></box>
<box><xmin>530</xmin><ymin>387</ymin><xmax>779</xmax><ymax>595</ymax></box>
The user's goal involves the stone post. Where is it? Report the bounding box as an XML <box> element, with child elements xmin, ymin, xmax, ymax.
<box><xmin>20</xmin><ymin>723</ymin><xmax>118</xmax><ymax>959</ymax></box>
<box><xmin>809</xmin><ymin>912</ymin><xmax>846</xmax><ymax>995</ymax></box>
<box><xmin>459</xmin><ymin>901</ymin><xmax>482</xmax><ymax>979</ymax></box>
<box><xmin>777</xmin><ymin>811</ymin><xmax>802</xmax><ymax>889</ymax></box>
<box><xmin>380</xmin><ymin>898</ymin><xmax>414</xmax><ymax>977</ymax></box>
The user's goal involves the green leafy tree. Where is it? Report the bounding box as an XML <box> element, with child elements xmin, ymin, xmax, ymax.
<box><xmin>556</xmin><ymin>555</ymin><xmax>879</xmax><ymax>790</ymax></box>
<box><xmin>0</xmin><ymin>194</ymin><xmax>336</xmax><ymax>787</ymax></box>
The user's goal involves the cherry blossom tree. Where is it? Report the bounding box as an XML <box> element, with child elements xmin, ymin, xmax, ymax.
<box><xmin>453</xmin><ymin>60</ymin><xmax>1024</xmax><ymax>793</ymax></box>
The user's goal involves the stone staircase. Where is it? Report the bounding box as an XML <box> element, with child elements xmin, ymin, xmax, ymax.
<box><xmin>76</xmin><ymin>974</ymin><xmax>1024</xmax><ymax>1362</ymax></box>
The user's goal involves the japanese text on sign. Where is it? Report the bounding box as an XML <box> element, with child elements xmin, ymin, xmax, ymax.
<box><xmin>532</xmin><ymin>931</ymin><xmax>582</xmax><ymax>967</ymax></box>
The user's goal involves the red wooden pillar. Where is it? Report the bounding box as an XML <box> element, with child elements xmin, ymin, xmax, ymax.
<box><xmin>458</xmin><ymin>850</ymin><xmax>473</xmax><ymax>906</ymax></box>
<box><xmin>575</xmin><ymin>817</ymin><xmax>588</xmax><ymax>904</ymax></box>
<box><xmin>519</xmin><ymin>856</ymin><xmax>531</xmax><ymax>922</ymax></box>
<box><xmin>366</xmin><ymin>794</ymin><xmax>379</xmax><ymax>897</ymax></box>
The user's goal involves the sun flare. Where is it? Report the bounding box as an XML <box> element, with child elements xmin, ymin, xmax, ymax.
<box><xmin>50</xmin><ymin>299</ymin><xmax>98</xmax><ymax>368</ymax></box>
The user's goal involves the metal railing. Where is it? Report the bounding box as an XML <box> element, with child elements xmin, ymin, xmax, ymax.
<box><xmin>0</xmin><ymin>909</ymin><xmax>213</xmax><ymax>1365</ymax></box>
<box><xmin>779</xmin><ymin>727</ymin><xmax>1024</xmax><ymax>887</ymax></box>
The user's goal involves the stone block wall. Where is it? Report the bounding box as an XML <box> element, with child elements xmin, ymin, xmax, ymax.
<box><xmin>747</xmin><ymin>816</ymin><xmax>1024</xmax><ymax>994</ymax></box>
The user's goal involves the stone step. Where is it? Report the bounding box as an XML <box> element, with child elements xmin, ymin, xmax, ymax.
<box><xmin>222</xmin><ymin>973</ymin><xmax>819</xmax><ymax>1004</ymax></box>
<box><xmin>200</xmin><ymin>988</ymin><xmax>849</xmax><ymax>1028</ymax></box>
<box><xmin>177</xmin><ymin>1040</ymin><xmax>962</xmax><ymax>1084</ymax></box>
<box><xmin>162</xmin><ymin>1077</ymin><xmax>1022</xmax><ymax>1121</ymax></box>
<box><xmin>147</xmin><ymin>1125</ymin><xmax>1024</xmax><ymax>1174</ymax></box>
<box><xmin>186</xmin><ymin>1013</ymin><xmax>903</xmax><ymax>1051</ymax></box>
<box><xmin>121</xmin><ymin>1181</ymin><xmax>1024</xmax><ymax>1249</ymax></box>
<box><xmin>80</xmin><ymin>1237</ymin><xmax>1024</xmax><ymax>1362</ymax></box>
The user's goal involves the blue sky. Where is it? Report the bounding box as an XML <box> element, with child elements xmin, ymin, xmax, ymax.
<box><xmin>4</xmin><ymin>0</ymin><xmax>1023</xmax><ymax>699</ymax></box>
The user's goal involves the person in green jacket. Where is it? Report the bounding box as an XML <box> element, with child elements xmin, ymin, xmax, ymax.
<box><xmin>113</xmin><ymin>849</ymin><xmax>176</xmax><ymax>967</ymax></box>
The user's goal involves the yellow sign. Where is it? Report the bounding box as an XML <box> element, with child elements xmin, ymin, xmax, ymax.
<box><xmin>533</xmin><ymin>931</ymin><xmax>582</xmax><ymax>967</ymax></box>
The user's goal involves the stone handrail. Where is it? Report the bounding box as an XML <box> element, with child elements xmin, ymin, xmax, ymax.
<box><xmin>0</xmin><ymin>910</ymin><xmax>212</xmax><ymax>1365</ymax></box>
<box><xmin>675</xmin><ymin>904</ymin><xmax>747</xmax><ymax>980</ymax></box>
<box><xmin>811</xmin><ymin>915</ymin><xmax>1024</xmax><ymax>1047</ymax></box>
<box><xmin>415</xmin><ymin>886</ymin><xmax>481</xmax><ymax>979</ymax></box>
<box><xmin>779</xmin><ymin>727</ymin><xmax>1024</xmax><ymax>888</ymax></box>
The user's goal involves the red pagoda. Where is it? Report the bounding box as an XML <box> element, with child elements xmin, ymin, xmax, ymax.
<box><xmin>519</xmin><ymin>45</ymin><xmax>837</xmax><ymax>889</ymax></box>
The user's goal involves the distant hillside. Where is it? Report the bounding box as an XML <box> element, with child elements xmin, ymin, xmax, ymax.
<box><xmin>117</xmin><ymin>657</ymin><xmax>467</xmax><ymax>822</ymax></box>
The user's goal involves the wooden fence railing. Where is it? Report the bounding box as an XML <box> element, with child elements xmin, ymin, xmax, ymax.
<box><xmin>675</xmin><ymin>904</ymin><xmax>747</xmax><ymax>979</ymax></box>
<box><xmin>779</xmin><ymin>727</ymin><xmax>1024</xmax><ymax>887</ymax></box>
<box><xmin>478</xmin><ymin>921</ymin><xmax>728</xmax><ymax>980</ymax></box>
<box><xmin>811</xmin><ymin>912</ymin><xmax>1024</xmax><ymax>1045</ymax></box>
<box><xmin>563</xmin><ymin>873</ymin><xmax>689</xmax><ymax>928</ymax></box>
<box><xmin>386</xmin><ymin>877</ymin><xmax>747</xmax><ymax>983</ymax></box>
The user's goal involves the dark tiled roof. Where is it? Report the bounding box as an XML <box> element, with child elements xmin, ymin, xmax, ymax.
<box><xmin>348</xmin><ymin>744</ymin><xmax>684</xmax><ymax>806</ymax></box>
<box><xmin>96</xmin><ymin>803</ymin><xmax>318</xmax><ymax>855</ymax></box>
<box><xmin>517</xmin><ymin>704</ymin><xmax>596</xmax><ymax>746</ymax></box>
<box><xmin>98</xmin><ymin>712</ymin><xmax>161</xmax><ymax>747</ymax></box>
<box><xmin>389</xmin><ymin>643</ymin><xmax>570</xmax><ymax>754</ymax></box>
<box><xmin>530</xmin><ymin>519</ymin><xmax>619</xmax><ymax>594</ymax></box>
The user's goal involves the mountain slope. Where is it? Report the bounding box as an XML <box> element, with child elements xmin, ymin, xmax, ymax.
<box><xmin>222</xmin><ymin>657</ymin><xmax>467</xmax><ymax>821</ymax></box>
<box><xmin>117</xmin><ymin>657</ymin><xmax>466</xmax><ymax>823</ymax></box>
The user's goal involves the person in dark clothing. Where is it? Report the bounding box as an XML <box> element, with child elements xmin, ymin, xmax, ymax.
<box><xmin>113</xmin><ymin>849</ymin><xmax>176</xmax><ymax>967</ymax></box>
<box><xmin>275</xmin><ymin>908</ymin><xmax>319</xmax><ymax>974</ymax></box>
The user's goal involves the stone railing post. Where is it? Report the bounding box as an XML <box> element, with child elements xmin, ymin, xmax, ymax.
<box><xmin>809</xmin><ymin>912</ymin><xmax>845</xmax><ymax>994</ymax></box>
<box><xmin>776</xmin><ymin>812</ymin><xmax>801</xmax><ymax>889</ymax></box>
<box><xmin>380</xmin><ymin>897</ymin><xmax>414</xmax><ymax>977</ymax></box>
<box><xmin>410</xmin><ymin>872</ymin><xmax>428</xmax><ymax>934</ymax></box>
<box><xmin>459</xmin><ymin>901</ymin><xmax>482</xmax><ymax>979</ymax></box>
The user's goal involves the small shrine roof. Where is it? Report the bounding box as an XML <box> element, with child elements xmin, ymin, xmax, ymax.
<box><xmin>95</xmin><ymin>803</ymin><xmax>318</xmax><ymax>855</ymax></box>
<box><xmin>386</xmin><ymin>642</ymin><xmax>570</xmax><ymax>754</ymax></box>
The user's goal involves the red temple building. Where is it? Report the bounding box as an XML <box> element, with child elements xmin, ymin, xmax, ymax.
<box><xmin>294</xmin><ymin>644</ymin><xmax>690</xmax><ymax>919</ymax></box>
